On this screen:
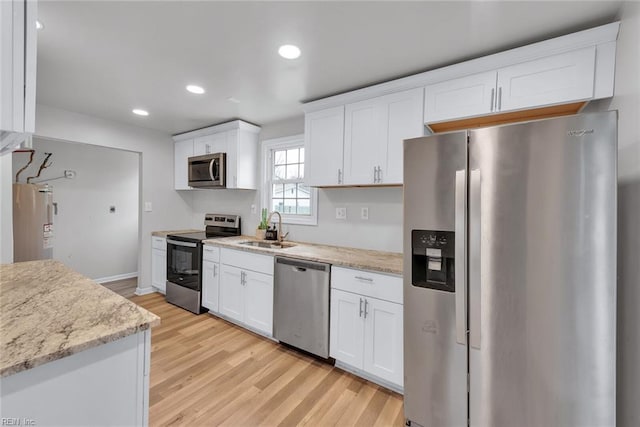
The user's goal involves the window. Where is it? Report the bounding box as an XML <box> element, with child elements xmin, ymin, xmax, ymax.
<box><xmin>262</xmin><ymin>135</ymin><xmax>318</xmax><ymax>225</ymax></box>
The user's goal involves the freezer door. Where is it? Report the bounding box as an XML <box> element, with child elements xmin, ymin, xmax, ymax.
<box><xmin>468</xmin><ymin>112</ymin><xmax>617</xmax><ymax>426</ymax></box>
<box><xmin>403</xmin><ymin>132</ymin><xmax>467</xmax><ymax>427</ymax></box>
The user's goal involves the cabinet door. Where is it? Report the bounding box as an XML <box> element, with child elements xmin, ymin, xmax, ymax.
<box><xmin>151</xmin><ymin>249</ymin><xmax>166</xmax><ymax>294</ymax></box>
<box><xmin>304</xmin><ymin>106</ymin><xmax>345</xmax><ymax>186</ymax></box>
<box><xmin>344</xmin><ymin>99</ymin><xmax>385</xmax><ymax>185</ymax></box>
<box><xmin>363</xmin><ymin>297</ymin><xmax>403</xmax><ymax>386</ymax></box>
<box><xmin>330</xmin><ymin>289</ymin><xmax>364</xmax><ymax>369</ymax></box>
<box><xmin>193</xmin><ymin>132</ymin><xmax>227</xmax><ymax>156</ymax></box>
<box><xmin>219</xmin><ymin>264</ymin><xmax>244</xmax><ymax>322</ymax></box>
<box><xmin>174</xmin><ymin>139</ymin><xmax>193</xmax><ymax>190</ymax></box>
<box><xmin>497</xmin><ymin>46</ymin><xmax>595</xmax><ymax>112</ymax></box>
<box><xmin>202</xmin><ymin>261</ymin><xmax>220</xmax><ymax>312</ymax></box>
<box><xmin>424</xmin><ymin>70</ymin><xmax>497</xmax><ymax>124</ymax></box>
<box><xmin>380</xmin><ymin>88</ymin><xmax>424</xmax><ymax>184</ymax></box>
<box><xmin>244</xmin><ymin>270</ymin><xmax>274</xmax><ymax>336</ymax></box>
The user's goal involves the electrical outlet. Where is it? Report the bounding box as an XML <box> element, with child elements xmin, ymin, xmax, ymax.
<box><xmin>361</xmin><ymin>207</ymin><xmax>369</xmax><ymax>220</ymax></box>
<box><xmin>251</xmin><ymin>204</ymin><xmax>257</xmax><ymax>214</ymax></box>
<box><xmin>335</xmin><ymin>207</ymin><xmax>347</xmax><ymax>220</ymax></box>
<box><xmin>144</xmin><ymin>202</ymin><xmax>152</xmax><ymax>212</ymax></box>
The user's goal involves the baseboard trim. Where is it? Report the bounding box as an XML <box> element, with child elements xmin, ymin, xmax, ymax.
<box><xmin>94</xmin><ymin>272</ymin><xmax>137</xmax><ymax>284</ymax></box>
<box><xmin>334</xmin><ymin>360</ymin><xmax>404</xmax><ymax>395</ymax></box>
<box><xmin>135</xmin><ymin>286</ymin><xmax>156</xmax><ymax>296</ymax></box>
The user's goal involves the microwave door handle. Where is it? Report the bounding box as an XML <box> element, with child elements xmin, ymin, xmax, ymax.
<box><xmin>209</xmin><ymin>159</ymin><xmax>217</xmax><ymax>182</ymax></box>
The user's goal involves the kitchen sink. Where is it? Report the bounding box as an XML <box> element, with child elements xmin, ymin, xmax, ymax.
<box><xmin>239</xmin><ymin>241</ymin><xmax>296</xmax><ymax>249</ymax></box>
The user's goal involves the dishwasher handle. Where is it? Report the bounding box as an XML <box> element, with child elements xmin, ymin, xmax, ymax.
<box><xmin>293</xmin><ymin>266</ymin><xmax>307</xmax><ymax>272</ymax></box>
<box><xmin>275</xmin><ymin>256</ymin><xmax>330</xmax><ymax>272</ymax></box>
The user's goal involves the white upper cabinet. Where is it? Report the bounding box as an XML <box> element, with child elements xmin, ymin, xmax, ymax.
<box><xmin>174</xmin><ymin>139</ymin><xmax>193</xmax><ymax>190</ymax></box>
<box><xmin>424</xmin><ymin>71</ymin><xmax>497</xmax><ymax>124</ymax></box>
<box><xmin>496</xmin><ymin>46</ymin><xmax>596</xmax><ymax>112</ymax></box>
<box><xmin>0</xmin><ymin>0</ymin><xmax>37</xmax><ymax>154</ymax></box>
<box><xmin>172</xmin><ymin>120</ymin><xmax>260</xmax><ymax>190</ymax></box>
<box><xmin>344</xmin><ymin>88</ymin><xmax>424</xmax><ymax>185</ymax></box>
<box><xmin>425</xmin><ymin>46</ymin><xmax>598</xmax><ymax>124</ymax></box>
<box><xmin>304</xmin><ymin>106</ymin><xmax>345</xmax><ymax>187</ymax></box>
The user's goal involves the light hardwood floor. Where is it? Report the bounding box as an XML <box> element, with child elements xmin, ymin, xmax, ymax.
<box><xmin>130</xmin><ymin>293</ymin><xmax>405</xmax><ymax>426</ymax></box>
<box><xmin>102</xmin><ymin>277</ymin><xmax>138</xmax><ymax>298</ymax></box>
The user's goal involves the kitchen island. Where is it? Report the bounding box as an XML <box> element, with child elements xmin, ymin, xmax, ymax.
<box><xmin>0</xmin><ymin>260</ymin><xmax>159</xmax><ymax>426</ymax></box>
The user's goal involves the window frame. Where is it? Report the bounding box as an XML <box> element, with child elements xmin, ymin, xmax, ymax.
<box><xmin>262</xmin><ymin>134</ymin><xmax>318</xmax><ymax>226</ymax></box>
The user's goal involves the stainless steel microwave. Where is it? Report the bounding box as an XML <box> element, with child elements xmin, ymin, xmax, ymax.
<box><xmin>188</xmin><ymin>153</ymin><xmax>226</xmax><ymax>188</ymax></box>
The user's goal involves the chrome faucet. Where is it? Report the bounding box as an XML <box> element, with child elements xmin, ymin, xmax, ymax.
<box><xmin>266</xmin><ymin>211</ymin><xmax>284</xmax><ymax>243</ymax></box>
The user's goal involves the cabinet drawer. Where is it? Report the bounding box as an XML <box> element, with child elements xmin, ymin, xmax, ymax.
<box><xmin>331</xmin><ymin>267</ymin><xmax>402</xmax><ymax>304</ymax></box>
<box><xmin>202</xmin><ymin>245</ymin><xmax>220</xmax><ymax>262</ymax></box>
<box><xmin>221</xmin><ymin>248</ymin><xmax>274</xmax><ymax>275</ymax></box>
<box><xmin>152</xmin><ymin>237</ymin><xmax>166</xmax><ymax>251</ymax></box>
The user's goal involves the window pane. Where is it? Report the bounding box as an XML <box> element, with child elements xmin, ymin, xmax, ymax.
<box><xmin>284</xmin><ymin>183</ymin><xmax>297</xmax><ymax>198</ymax></box>
<box><xmin>287</xmin><ymin>148</ymin><xmax>299</xmax><ymax>164</ymax></box>
<box><xmin>299</xmin><ymin>147</ymin><xmax>304</xmax><ymax>163</ymax></box>
<box><xmin>274</xmin><ymin>165</ymin><xmax>286</xmax><ymax>180</ymax></box>
<box><xmin>283</xmin><ymin>199</ymin><xmax>296</xmax><ymax>214</ymax></box>
<box><xmin>297</xmin><ymin>184</ymin><xmax>311</xmax><ymax>199</ymax></box>
<box><xmin>297</xmin><ymin>199</ymin><xmax>311</xmax><ymax>215</ymax></box>
<box><xmin>298</xmin><ymin>163</ymin><xmax>304</xmax><ymax>178</ymax></box>
<box><xmin>286</xmin><ymin>164</ymin><xmax>299</xmax><ymax>179</ymax></box>
<box><xmin>272</xmin><ymin>199</ymin><xmax>284</xmax><ymax>213</ymax></box>
<box><xmin>272</xmin><ymin>183</ymin><xmax>284</xmax><ymax>198</ymax></box>
<box><xmin>274</xmin><ymin>150</ymin><xmax>286</xmax><ymax>165</ymax></box>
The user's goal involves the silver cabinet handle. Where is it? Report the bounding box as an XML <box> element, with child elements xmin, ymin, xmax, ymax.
<box><xmin>490</xmin><ymin>88</ymin><xmax>495</xmax><ymax>112</ymax></box>
<box><xmin>469</xmin><ymin>169</ymin><xmax>482</xmax><ymax>349</ymax></box>
<box><xmin>359</xmin><ymin>298</ymin><xmax>363</xmax><ymax>317</ymax></box>
<box><xmin>455</xmin><ymin>170</ymin><xmax>467</xmax><ymax>345</ymax></box>
<box><xmin>240</xmin><ymin>271</ymin><xmax>245</xmax><ymax>286</ymax></box>
<box><xmin>338</xmin><ymin>168</ymin><xmax>342</xmax><ymax>184</ymax></box>
<box><xmin>373</xmin><ymin>166</ymin><xmax>377</xmax><ymax>183</ymax></box>
<box><xmin>364</xmin><ymin>299</ymin><xmax>369</xmax><ymax>318</ymax></box>
<box><xmin>497</xmin><ymin>87</ymin><xmax>502</xmax><ymax>111</ymax></box>
<box><xmin>355</xmin><ymin>276</ymin><xmax>373</xmax><ymax>282</ymax></box>
<box><xmin>213</xmin><ymin>264</ymin><xmax>217</xmax><ymax>277</ymax></box>
<box><xmin>378</xmin><ymin>166</ymin><xmax>382</xmax><ymax>183</ymax></box>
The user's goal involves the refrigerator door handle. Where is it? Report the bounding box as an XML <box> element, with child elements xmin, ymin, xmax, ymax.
<box><xmin>455</xmin><ymin>170</ymin><xmax>467</xmax><ymax>345</ymax></box>
<box><xmin>469</xmin><ymin>169</ymin><xmax>481</xmax><ymax>349</ymax></box>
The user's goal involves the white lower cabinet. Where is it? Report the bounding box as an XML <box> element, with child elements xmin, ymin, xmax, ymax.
<box><xmin>218</xmin><ymin>249</ymin><xmax>274</xmax><ymax>337</ymax></box>
<box><xmin>202</xmin><ymin>260</ymin><xmax>220</xmax><ymax>312</ymax></box>
<box><xmin>151</xmin><ymin>237</ymin><xmax>166</xmax><ymax>294</ymax></box>
<box><xmin>330</xmin><ymin>267</ymin><xmax>403</xmax><ymax>390</ymax></box>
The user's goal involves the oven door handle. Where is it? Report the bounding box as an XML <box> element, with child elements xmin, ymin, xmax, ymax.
<box><xmin>167</xmin><ymin>239</ymin><xmax>198</xmax><ymax>248</ymax></box>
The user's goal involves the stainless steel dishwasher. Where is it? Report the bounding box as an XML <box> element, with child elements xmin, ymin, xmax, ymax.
<box><xmin>274</xmin><ymin>256</ymin><xmax>331</xmax><ymax>358</ymax></box>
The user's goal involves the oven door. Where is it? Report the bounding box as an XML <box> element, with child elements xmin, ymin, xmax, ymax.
<box><xmin>188</xmin><ymin>153</ymin><xmax>226</xmax><ymax>188</ymax></box>
<box><xmin>166</xmin><ymin>239</ymin><xmax>202</xmax><ymax>291</ymax></box>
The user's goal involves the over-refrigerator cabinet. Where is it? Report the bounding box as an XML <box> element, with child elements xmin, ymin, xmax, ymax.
<box><xmin>403</xmin><ymin>112</ymin><xmax>617</xmax><ymax>427</ymax></box>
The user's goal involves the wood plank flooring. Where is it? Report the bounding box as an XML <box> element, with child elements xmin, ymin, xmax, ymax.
<box><xmin>130</xmin><ymin>293</ymin><xmax>405</xmax><ymax>426</ymax></box>
<box><xmin>101</xmin><ymin>277</ymin><xmax>137</xmax><ymax>298</ymax></box>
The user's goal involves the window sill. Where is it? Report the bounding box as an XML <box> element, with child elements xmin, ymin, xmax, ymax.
<box><xmin>280</xmin><ymin>215</ymin><xmax>318</xmax><ymax>226</ymax></box>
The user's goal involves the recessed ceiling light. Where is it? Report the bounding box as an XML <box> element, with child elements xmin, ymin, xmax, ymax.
<box><xmin>278</xmin><ymin>44</ymin><xmax>301</xmax><ymax>60</ymax></box>
<box><xmin>36</xmin><ymin>20</ymin><xmax>44</xmax><ymax>30</ymax></box>
<box><xmin>132</xmin><ymin>109</ymin><xmax>149</xmax><ymax>116</ymax></box>
<box><xmin>186</xmin><ymin>85</ymin><xmax>205</xmax><ymax>94</ymax></box>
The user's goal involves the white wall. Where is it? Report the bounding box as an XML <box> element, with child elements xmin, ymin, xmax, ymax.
<box><xmin>12</xmin><ymin>138</ymin><xmax>139</xmax><ymax>281</ymax></box>
<box><xmin>188</xmin><ymin>116</ymin><xmax>404</xmax><ymax>252</ymax></box>
<box><xmin>30</xmin><ymin>104</ymin><xmax>193</xmax><ymax>293</ymax></box>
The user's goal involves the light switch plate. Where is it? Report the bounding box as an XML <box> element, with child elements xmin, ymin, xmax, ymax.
<box><xmin>144</xmin><ymin>202</ymin><xmax>152</xmax><ymax>212</ymax></box>
<box><xmin>361</xmin><ymin>207</ymin><xmax>369</xmax><ymax>220</ymax></box>
<box><xmin>336</xmin><ymin>207</ymin><xmax>347</xmax><ymax>220</ymax></box>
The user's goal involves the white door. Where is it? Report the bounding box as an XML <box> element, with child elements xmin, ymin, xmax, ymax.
<box><xmin>193</xmin><ymin>132</ymin><xmax>227</xmax><ymax>156</ymax></box>
<box><xmin>201</xmin><ymin>261</ymin><xmax>220</xmax><ymax>312</ymax></box>
<box><xmin>381</xmin><ymin>88</ymin><xmax>424</xmax><ymax>184</ymax></box>
<box><xmin>343</xmin><ymin>99</ymin><xmax>385</xmax><ymax>185</ymax></box>
<box><xmin>330</xmin><ymin>289</ymin><xmax>364</xmax><ymax>369</ymax></box>
<box><xmin>304</xmin><ymin>106</ymin><xmax>345</xmax><ymax>186</ymax></box>
<box><xmin>219</xmin><ymin>264</ymin><xmax>244</xmax><ymax>322</ymax></box>
<box><xmin>174</xmin><ymin>139</ymin><xmax>194</xmax><ymax>190</ymax></box>
<box><xmin>244</xmin><ymin>270</ymin><xmax>274</xmax><ymax>336</ymax></box>
<box><xmin>424</xmin><ymin>70</ymin><xmax>497</xmax><ymax>124</ymax></box>
<box><xmin>496</xmin><ymin>46</ymin><xmax>596</xmax><ymax>112</ymax></box>
<box><xmin>363</xmin><ymin>297</ymin><xmax>403</xmax><ymax>386</ymax></box>
<box><xmin>151</xmin><ymin>249</ymin><xmax>166</xmax><ymax>294</ymax></box>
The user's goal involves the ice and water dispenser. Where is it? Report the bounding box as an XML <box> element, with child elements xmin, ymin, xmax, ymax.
<box><xmin>411</xmin><ymin>230</ymin><xmax>455</xmax><ymax>292</ymax></box>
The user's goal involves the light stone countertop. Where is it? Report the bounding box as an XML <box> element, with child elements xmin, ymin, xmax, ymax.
<box><xmin>0</xmin><ymin>260</ymin><xmax>160</xmax><ymax>377</ymax></box>
<box><xmin>151</xmin><ymin>229</ymin><xmax>203</xmax><ymax>237</ymax></box>
<box><xmin>203</xmin><ymin>236</ymin><xmax>403</xmax><ymax>275</ymax></box>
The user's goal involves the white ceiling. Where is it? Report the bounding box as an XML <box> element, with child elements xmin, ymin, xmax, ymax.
<box><xmin>36</xmin><ymin>1</ymin><xmax>623</xmax><ymax>135</ymax></box>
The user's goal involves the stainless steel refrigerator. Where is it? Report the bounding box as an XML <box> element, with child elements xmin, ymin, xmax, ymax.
<box><xmin>403</xmin><ymin>111</ymin><xmax>616</xmax><ymax>427</ymax></box>
<box><xmin>13</xmin><ymin>183</ymin><xmax>54</xmax><ymax>262</ymax></box>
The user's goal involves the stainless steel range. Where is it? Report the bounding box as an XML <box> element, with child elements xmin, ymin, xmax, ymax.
<box><xmin>166</xmin><ymin>214</ymin><xmax>241</xmax><ymax>314</ymax></box>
